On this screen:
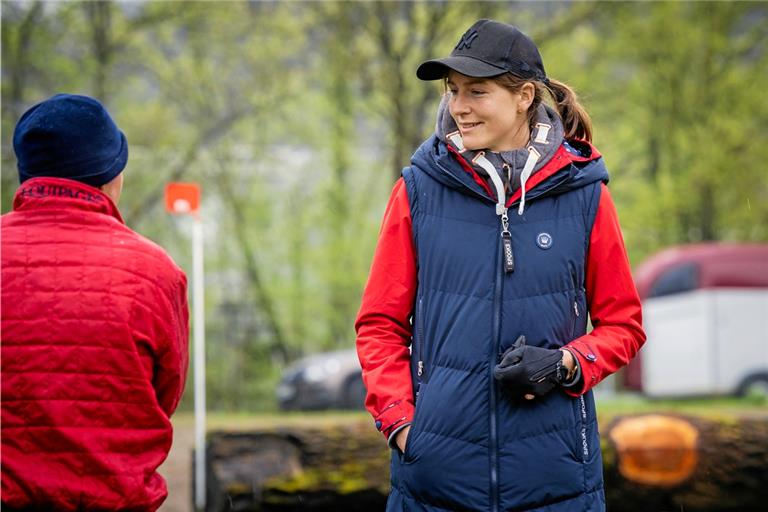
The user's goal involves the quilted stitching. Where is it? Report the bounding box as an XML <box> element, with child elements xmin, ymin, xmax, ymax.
<box><xmin>1</xmin><ymin>177</ymin><xmax>189</xmax><ymax>512</ymax></box>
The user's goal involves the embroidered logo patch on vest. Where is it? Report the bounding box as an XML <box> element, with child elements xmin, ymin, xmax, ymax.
<box><xmin>536</xmin><ymin>232</ymin><xmax>553</xmax><ymax>250</ymax></box>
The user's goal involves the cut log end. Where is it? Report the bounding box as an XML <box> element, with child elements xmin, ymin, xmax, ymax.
<box><xmin>608</xmin><ymin>414</ymin><xmax>699</xmax><ymax>486</ymax></box>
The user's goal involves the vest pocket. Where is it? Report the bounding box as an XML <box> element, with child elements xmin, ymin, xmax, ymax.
<box><xmin>569</xmin><ymin>264</ymin><xmax>587</xmax><ymax>338</ymax></box>
<box><xmin>402</xmin><ymin>297</ymin><xmax>426</xmax><ymax>465</ymax></box>
<box><xmin>402</xmin><ymin>382</ymin><xmax>426</xmax><ymax>464</ymax></box>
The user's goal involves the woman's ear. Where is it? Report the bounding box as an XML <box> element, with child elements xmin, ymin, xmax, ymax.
<box><xmin>519</xmin><ymin>82</ymin><xmax>535</xmax><ymax>111</ymax></box>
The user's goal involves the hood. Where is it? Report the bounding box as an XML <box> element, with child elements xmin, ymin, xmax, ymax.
<box><xmin>425</xmin><ymin>94</ymin><xmax>607</xmax><ymax>215</ymax></box>
<box><xmin>436</xmin><ymin>96</ymin><xmax>564</xmax><ymax>189</ymax></box>
<box><xmin>409</xmin><ymin>134</ymin><xmax>609</xmax><ymax>213</ymax></box>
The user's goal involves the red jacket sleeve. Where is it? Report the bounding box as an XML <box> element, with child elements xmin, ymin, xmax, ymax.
<box><xmin>355</xmin><ymin>178</ymin><xmax>417</xmax><ymax>440</ymax></box>
<box><xmin>564</xmin><ymin>183</ymin><xmax>646</xmax><ymax>395</ymax></box>
<box><xmin>153</xmin><ymin>269</ymin><xmax>190</xmax><ymax>417</ymax></box>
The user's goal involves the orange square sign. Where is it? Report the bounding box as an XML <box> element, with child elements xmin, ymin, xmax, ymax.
<box><xmin>165</xmin><ymin>182</ymin><xmax>201</xmax><ymax>215</ymax></box>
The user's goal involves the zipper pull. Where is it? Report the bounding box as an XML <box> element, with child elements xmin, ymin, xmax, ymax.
<box><xmin>574</xmin><ymin>301</ymin><xmax>580</xmax><ymax>317</ymax></box>
<box><xmin>417</xmin><ymin>360</ymin><xmax>424</xmax><ymax>377</ymax></box>
<box><xmin>501</xmin><ymin>209</ymin><xmax>514</xmax><ymax>273</ymax></box>
<box><xmin>473</xmin><ymin>153</ymin><xmax>513</xmax><ymax>273</ymax></box>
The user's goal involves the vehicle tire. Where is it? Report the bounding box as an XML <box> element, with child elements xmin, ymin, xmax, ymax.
<box><xmin>343</xmin><ymin>373</ymin><xmax>367</xmax><ymax>410</ymax></box>
<box><xmin>736</xmin><ymin>372</ymin><xmax>768</xmax><ymax>398</ymax></box>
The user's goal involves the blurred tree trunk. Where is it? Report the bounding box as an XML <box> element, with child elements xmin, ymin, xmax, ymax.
<box><xmin>124</xmin><ymin>107</ymin><xmax>252</xmax><ymax>225</ymax></box>
<box><xmin>215</xmin><ymin>154</ymin><xmax>290</xmax><ymax>366</ymax></box>
<box><xmin>287</xmin><ymin>184</ymin><xmax>308</xmax><ymax>353</ymax></box>
<box><xmin>4</xmin><ymin>0</ymin><xmax>43</xmax><ymax>122</ymax></box>
<box><xmin>85</xmin><ymin>0</ymin><xmax>113</xmax><ymax>101</ymax></box>
<box><xmin>366</xmin><ymin>1</ymin><xmax>468</xmax><ymax>182</ymax></box>
<box><xmin>325</xmin><ymin>4</ymin><xmax>355</xmax><ymax>347</ymax></box>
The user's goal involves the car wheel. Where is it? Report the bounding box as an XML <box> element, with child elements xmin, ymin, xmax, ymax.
<box><xmin>343</xmin><ymin>373</ymin><xmax>367</xmax><ymax>410</ymax></box>
<box><xmin>736</xmin><ymin>372</ymin><xmax>768</xmax><ymax>399</ymax></box>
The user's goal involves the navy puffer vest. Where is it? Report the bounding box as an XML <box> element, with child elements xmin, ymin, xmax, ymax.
<box><xmin>388</xmin><ymin>136</ymin><xmax>608</xmax><ymax>512</ymax></box>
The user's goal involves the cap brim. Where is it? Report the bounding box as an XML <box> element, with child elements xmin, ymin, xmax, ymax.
<box><xmin>416</xmin><ymin>56</ymin><xmax>507</xmax><ymax>81</ymax></box>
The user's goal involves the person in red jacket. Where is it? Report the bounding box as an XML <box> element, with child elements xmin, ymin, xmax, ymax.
<box><xmin>356</xmin><ymin>20</ymin><xmax>645</xmax><ymax>511</ymax></box>
<box><xmin>1</xmin><ymin>94</ymin><xmax>189</xmax><ymax>512</ymax></box>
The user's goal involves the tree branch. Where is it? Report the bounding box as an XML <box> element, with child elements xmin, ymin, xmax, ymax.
<box><xmin>125</xmin><ymin>107</ymin><xmax>253</xmax><ymax>225</ymax></box>
<box><xmin>212</xmin><ymin>151</ymin><xmax>290</xmax><ymax>365</ymax></box>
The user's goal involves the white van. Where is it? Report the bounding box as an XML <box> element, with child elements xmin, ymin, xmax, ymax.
<box><xmin>622</xmin><ymin>244</ymin><xmax>768</xmax><ymax>397</ymax></box>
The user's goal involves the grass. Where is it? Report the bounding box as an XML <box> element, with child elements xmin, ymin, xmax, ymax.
<box><xmin>595</xmin><ymin>393</ymin><xmax>768</xmax><ymax>418</ymax></box>
<box><xmin>171</xmin><ymin>409</ymin><xmax>370</xmax><ymax>430</ymax></box>
<box><xmin>171</xmin><ymin>395</ymin><xmax>767</xmax><ymax>430</ymax></box>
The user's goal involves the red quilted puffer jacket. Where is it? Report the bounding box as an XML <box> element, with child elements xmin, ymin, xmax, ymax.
<box><xmin>1</xmin><ymin>177</ymin><xmax>189</xmax><ymax>511</ymax></box>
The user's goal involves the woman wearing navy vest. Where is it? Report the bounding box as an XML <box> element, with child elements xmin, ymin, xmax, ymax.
<box><xmin>356</xmin><ymin>19</ymin><xmax>645</xmax><ymax>512</ymax></box>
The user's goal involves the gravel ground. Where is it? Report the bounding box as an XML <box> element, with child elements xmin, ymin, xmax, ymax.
<box><xmin>158</xmin><ymin>417</ymin><xmax>194</xmax><ymax>512</ymax></box>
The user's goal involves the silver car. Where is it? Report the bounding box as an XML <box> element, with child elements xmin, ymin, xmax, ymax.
<box><xmin>276</xmin><ymin>349</ymin><xmax>366</xmax><ymax>410</ymax></box>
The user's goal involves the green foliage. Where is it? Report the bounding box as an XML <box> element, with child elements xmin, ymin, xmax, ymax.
<box><xmin>579</xmin><ymin>1</ymin><xmax>768</xmax><ymax>264</ymax></box>
<box><xmin>3</xmin><ymin>0</ymin><xmax>767</xmax><ymax>411</ymax></box>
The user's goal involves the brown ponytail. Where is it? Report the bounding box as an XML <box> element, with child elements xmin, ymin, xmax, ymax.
<box><xmin>544</xmin><ymin>78</ymin><xmax>592</xmax><ymax>142</ymax></box>
<box><xmin>492</xmin><ymin>73</ymin><xmax>593</xmax><ymax>143</ymax></box>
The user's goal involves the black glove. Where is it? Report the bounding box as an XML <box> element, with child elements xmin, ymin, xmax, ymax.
<box><xmin>493</xmin><ymin>335</ymin><xmax>567</xmax><ymax>398</ymax></box>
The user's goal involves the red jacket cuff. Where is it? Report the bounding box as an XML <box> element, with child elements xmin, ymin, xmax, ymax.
<box><xmin>562</xmin><ymin>339</ymin><xmax>599</xmax><ymax>396</ymax></box>
<box><xmin>374</xmin><ymin>399</ymin><xmax>414</xmax><ymax>440</ymax></box>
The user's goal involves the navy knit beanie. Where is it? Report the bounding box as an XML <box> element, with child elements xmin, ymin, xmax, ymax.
<box><xmin>13</xmin><ymin>93</ymin><xmax>128</xmax><ymax>186</ymax></box>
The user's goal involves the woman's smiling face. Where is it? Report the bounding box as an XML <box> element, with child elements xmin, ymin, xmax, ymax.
<box><xmin>446</xmin><ymin>70</ymin><xmax>531</xmax><ymax>152</ymax></box>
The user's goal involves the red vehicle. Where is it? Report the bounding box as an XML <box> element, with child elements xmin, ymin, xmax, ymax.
<box><xmin>623</xmin><ymin>243</ymin><xmax>768</xmax><ymax>396</ymax></box>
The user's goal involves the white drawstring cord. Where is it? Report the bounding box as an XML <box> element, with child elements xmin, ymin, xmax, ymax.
<box><xmin>474</xmin><ymin>152</ymin><xmax>506</xmax><ymax>215</ymax></box>
<box><xmin>453</xmin><ymin>122</ymin><xmax>549</xmax><ymax>216</ymax></box>
<box><xmin>517</xmin><ymin>146</ymin><xmax>541</xmax><ymax>216</ymax></box>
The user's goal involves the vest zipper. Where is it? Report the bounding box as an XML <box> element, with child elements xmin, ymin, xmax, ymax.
<box><xmin>436</xmin><ymin>152</ymin><xmax>506</xmax><ymax>510</ymax></box>
<box><xmin>415</xmin><ymin>297</ymin><xmax>425</xmax><ymax>400</ymax></box>
<box><xmin>473</xmin><ymin>150</ymin><xmax>506</xmax><ymax>512</ymax></box>
<box><xmin>501</xmin><ymin>209</ymin><xmax>514</xmax><ymax>273</ymax></box>
<box><xmin>489</xmin><ymin>219</ymin><xmax>505</xmax><ymax>512</ymax></box>
<box><xmin>570</xmin><ymin>265</ymin><xmax>580</xmax><ymax>336</ymax></box>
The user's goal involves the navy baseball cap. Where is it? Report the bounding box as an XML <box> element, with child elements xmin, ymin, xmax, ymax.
<box><xmin>417</xmin><ymin>19</ymin><xmax>547</xmax><ymax>81</ymax></box>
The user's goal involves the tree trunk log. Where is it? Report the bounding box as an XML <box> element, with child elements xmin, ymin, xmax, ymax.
<box><xmin>603</xmin><ymin>413</ymin><xmax>768</xmax><ymax>512</ymax></box>
<box><xmin>201</xmin><ymin>422</ymin><xmax>388</xmax><ymax>511</ymax></box>
<box><xmin>200</xmin><ymin>413</ymin><xmax>768</xmax><ymax>511</ymax></box>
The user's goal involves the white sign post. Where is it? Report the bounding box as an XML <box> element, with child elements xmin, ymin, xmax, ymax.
<box><xmin>165</xmin><ymin>183</ymin><xmax>206</xmax><ymax>511</ymax></box>
<box><xmin>191</xmin><ymin>215</ymin><xmax>206</xmax><ymax>511</ymax></box>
